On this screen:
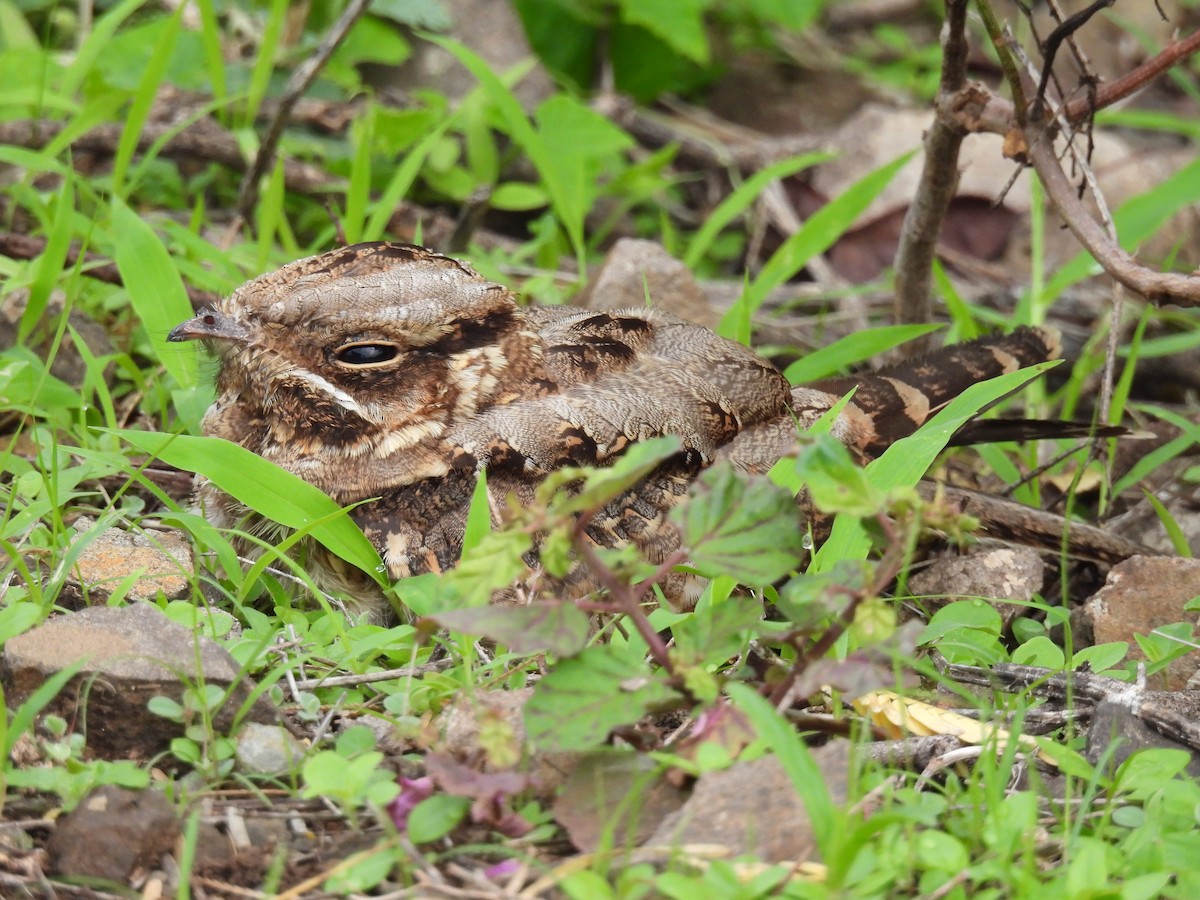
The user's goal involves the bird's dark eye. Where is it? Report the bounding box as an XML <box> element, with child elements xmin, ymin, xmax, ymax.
<box><xmin>334</xmin><ymin>343</ymin><xmax>400</xmax><ymax>366</ymax></box>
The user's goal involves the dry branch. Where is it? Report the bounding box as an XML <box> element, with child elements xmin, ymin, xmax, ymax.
<box><xmin>939</xmin><ymin>18</ymin><xmax>1200</xmax><ymax>307</ymax></box>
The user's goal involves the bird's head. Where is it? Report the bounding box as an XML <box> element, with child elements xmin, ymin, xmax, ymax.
<box><xmin>170</xmin><ymin>242</ymin><xmax>547</xmax><ymax>496</ymax></box>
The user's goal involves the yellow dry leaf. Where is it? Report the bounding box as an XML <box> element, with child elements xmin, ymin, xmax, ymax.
<box><xmin>853</xmin><ymin>690</ymin><xmax>1058</xmax><ymax>766</ymax></box>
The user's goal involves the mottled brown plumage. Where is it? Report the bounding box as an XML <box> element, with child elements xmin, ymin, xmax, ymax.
<box><xmin>169</xmin><ymin>242</ymin><xmax>1065</xmax><ymax>621</ymax></box>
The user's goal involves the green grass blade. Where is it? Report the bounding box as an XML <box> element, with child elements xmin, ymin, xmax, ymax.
<box><xmin>194</xmin><ymin>0</ymin><xmax>228</xmax><ymax>123</ymax></box>
<box><xmin>343</xmin><ymin>111</ymin><xmax>374</xmax><ymax>245</ymax></box>
<box><xmin>243</xmin><ymin>0</ymin><xmax>289</xmax><ymax>126</ymax></box>
<box><xmin>108</xmin><ymin>429</ymin><xmax>386</xmax><ymax>584</ymax></box>
<box><xmin>112</xmin><ymin>6</ymin><xmax>182</xmax><ymax>197</ymax></box>
<box><xmin>364</xmin><ymin>111</ymin><xmax>458</xmax><ymax>240</ymax></box>
<box><xmin>59</xmin><ymin>0</ymin><xmax>147</xmax><ymax>98</ymax></box>
<box><xmin>110</xmin><ymin>196</ymin><xmax>197</xmax><ymax>389</ymax></box>
<box><xmin>812</xmin><ymin>362</ymin><xmax>1058</xmax><ymax>568</ymax></box>
<box><xmin>782</xmin><ymin>324</ymin><xmax>942</xmax><ymax>384</ymax></box>
<box><xmin>726</xmin><ymin>682</ymin><xmax>837</xmax><ymax>861</ymax></box>
<box><xmin>431</xmin><ymin>36</ymin><xmax>585</xmax><ymax>269</ymax></box>
<box><xmin>683</xmin><ymin>151</ymin><xmax>832</xmax><ymax>269</ymax></box>
<box><xmin>719</xmin><ymin>151</ymin><xmax>913</xmax><ymax>340</ymax></box>
<box><xmin>21</xmin><ymin>173</ymin><xmax>74</xmax><ymax>342</ymax></box>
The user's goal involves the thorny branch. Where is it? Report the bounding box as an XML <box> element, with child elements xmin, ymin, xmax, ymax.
<box><xmin>940</xmin><ymin>6</ymin><xmax>1200</xmax><ymax>306</ymax></box>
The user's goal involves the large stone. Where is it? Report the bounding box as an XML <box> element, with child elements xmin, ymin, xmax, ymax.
<box><xmin>67</xmin><ymin>521</ymin><xmax>193</xmax><ymax>604</ymax></box>
<box><xmin>1</xmin><ymin>604</ymin><xmax>280</xmax><ymax>760</ymax></box>
<box><xmin>1078</xmin><ymin>555</ymin><xmax>1200</xmax><ymax>691</ymax></box>
<box><xmin>908</xmin><ymin>546</ymin><xmax>1045</xmax><ymax>627</ymax></box>
<box><xmin>645</xmin><ymin>742</ymin><xmax>850</xmax><ymax>863</ymax></box>
<box><xmin>47</xmin><ymin>785</ymin><xmax>180</xmax><ymax>882</ymax></box>
<box><xmin>579</xmin><ymin>239</ymin><xmax>720</xmax><ymax>329</ymax></box>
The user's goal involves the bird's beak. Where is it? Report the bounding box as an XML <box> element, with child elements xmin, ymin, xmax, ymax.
<box><xmin>168</xmin><ymin>310</ymin><xmax>250</xmax><ymax>344</ymax></box>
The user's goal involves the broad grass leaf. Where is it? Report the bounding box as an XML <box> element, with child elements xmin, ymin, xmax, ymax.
<box><xmin>684</xmin><ymin>152</ymin><xmax>832</xmax><ymax>269</ymax></box>
<box><xmin>430</xmin><ymin>602</ymin><xmax>590</xmax><ymax>657</ymax></box>
<box><xmin>111</xmin><ymin>197</ymin><xmax>197</xmax><ymax>390</ymax></box>
<box><xmin>782</xmin><ymin>323</ymin><xmax>943</xmax><ymax>384</ymax></box>
<box><xmin>525</xmin><ymin>645</ymin><xmax>679</xmax><ymax>751</ymax></box>
<box><xmin>812</xmin><ymin>362</ymin><xmax>1056</xmax><ymax>569</ymax></box>
<box><xmin>673</xmin><ymin>464</ymin><xmax>804</xmax><ymax>586</ymax></box>
<box><xmin>109</xmin><ymin>430</ymin><xmax>385</xmax><ymax>584</ymax></box>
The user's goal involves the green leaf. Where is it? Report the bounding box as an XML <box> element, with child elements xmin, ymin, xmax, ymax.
<box><xmin>430</xmin><ymin>602</ymin><xmax>591</xmax><ymax>657</ymax></box>
<box><xmin>461</xmin><ymin>468</ymin><xmax>491</xmax><ymax>555</ymax></box>
<box><xmin>491</xmin><ymin>182</ymin><xmax>549</xmax><ymax>211</ymax></box>
<box><xmin>684</xmin><ymin>152</ymin><xmax>831</xmax><ymax>268</ymax></box>
<box><xmin>0</xmin><ymin>601</ymin><xmax>42</xmax><ymax>645</ymax></box>
<box><xmin>408</xmin><ymin>794</ymin><xmax>470</xmax><ymax>843</ymax></box>
<box><xmin>3</xmin><ymin>660</ymin><xmax>85</xmax><ymax>757</ymax></box>
<box><xmin>1011</xmin><ymin>635</ymin><xmax>1065</xmax><ymax>669</ymax></box>
<box><xmin>1072</xmin><ymin>642</ymin><xmax>1128</xmax><ymax>674</ymax></box>
<box><xmin>720</xmin><ymin>151</ymin><xmax>913</xmax><ymax>339</ymax></box>
<box><xmin>22</xmin><ymin>173</ymin><xmax>73</xmax><ymax>343</ymax></box>
<box><xmin>671</xmin><ymin>594</ymin><xmax>763</xmax><ymax>664</ymax></box>
<box><xmin>812</xmin><ymin>361</ymin><xmax>1057</xmax><ymax>568</ymax></box>
<box><xmin>776</xmin><ymin>562</ymin><xmax>869</xmax><ymax>626</ymax></box>
<box><xmin>550</xmin><ymin>435</ymin><xmax>682</xmax><ymax>515</ymax></box>
<box><xmin>111</xmin><ymin>197</ymin><xmax>197</xmax><ymax>390</ymax></box>
<box><xmin>443</xmin><ymin>528</ymin><xmax>533</xmax><ymax>606</ymax></box>
<box><xmin>792</xmin><ymin>434</ymin><xmax>884</xmax><ymax>517</ymax></box>
<box><xmin>525</xmin><ymin>645</ymin><xmax>679</xmax><ymax>751</ymax></box>
<box><xmin>108</xmin><ymin>430</ymin><xmax>385</xmax><ymax>584</ymax></box>
<box><xmin>673</xmin><ymin>464</ymin><xmax>804</xmax><ymax>586</ymax></box>
<box><xmin>782</xmin><ymin>324</ymin><xmax>943</xmax><ymax>384</ymax></box>
<box><xmin>617</xmin><ymin>0</ymin><xmax>711</xmax><ymax>63</ymax></box>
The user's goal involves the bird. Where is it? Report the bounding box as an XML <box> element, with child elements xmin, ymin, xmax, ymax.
<box><xmin>167</xmin><ymin>241</ymin><xmax>1107</xmax><ymax>622</ymax></box>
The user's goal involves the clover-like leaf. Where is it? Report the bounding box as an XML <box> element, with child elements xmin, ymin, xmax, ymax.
<box><xmin>525</xmin><ymin>645</ymin><xmax>679</xmax><ymax>751</ymax></box>
<box><xmin>673</xmin><ymin>464</ymin><xmax>804</xmax><ymax>586</ymax></box>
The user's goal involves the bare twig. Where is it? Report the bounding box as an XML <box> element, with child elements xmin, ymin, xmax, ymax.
<box><xmin>0</xmin><ymin>119</ymin><xmax>332</xmax><ymax>194</ymax></box>
<box><xmin>1023</xmin><ymin>122</ymin><xmax>1200</xmax><ymax>305</ymax></box>
<box><xmin>892</xmin><ymin>0</ymin><xmax>970</xmax><ymax>336</ymax></box>
<box><xmin>1061</xmin><ymin>29</ymin><xmax>1200</xmax><ymax>125</ymax></box>
<box><xmin>0</xmin><ymin>232</ymin><xmax>221</xmax><ymax>308</ymax></box>
<box><xmin>236</xmin><ymin>0</ymin><xmax>373</xmax><ymax>222</ymax></box>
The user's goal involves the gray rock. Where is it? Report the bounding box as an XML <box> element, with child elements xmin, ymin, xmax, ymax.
<box><xmin>67</xmin><ymin>520</ymin><xmax>193</xmax><ymax>604</ymax></box>
<box><xmin>579</xmin><ymin>238</ymin><xmax>720</xmax><ymax>329</ymax></box>
<box><xmin>236</xmin><ymin>722</ymin><xmax>305</xmax><ymax>776</ymax></box>
<box><xmin>645</xmin><ymin>742</ymin><xmax>850</xmax><ymax>863</ymax></box>
<box><xmin>1</xmin><ymin>604</ymin><xmax>280</xmax><ymax>760</ymax></box>
<box><xmin>47</xmin><ymin>785</ymin><xmax>179</xmax><ymax>882</ymax></box>
<box><xmin>908</xmin><ymin>546</ymin><xmax>1045</xmax><ymax>627</ymax></box>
